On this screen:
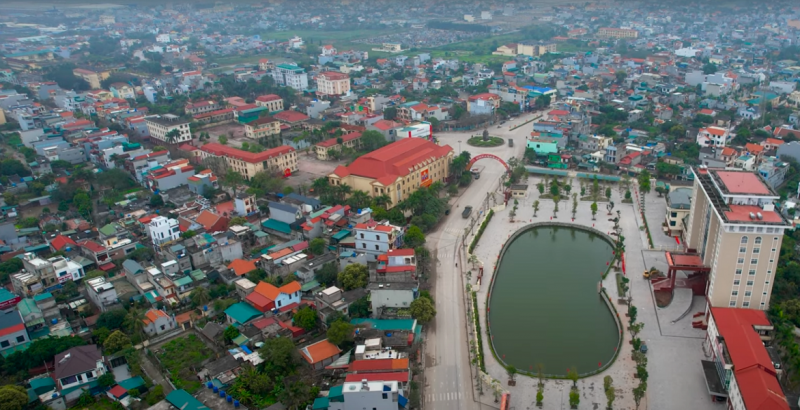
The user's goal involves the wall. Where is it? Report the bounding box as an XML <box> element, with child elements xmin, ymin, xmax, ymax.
<box><xmin>371</xmin><ymin>287</ymin><xmax>415</xmax><ymax>309</ymax></box>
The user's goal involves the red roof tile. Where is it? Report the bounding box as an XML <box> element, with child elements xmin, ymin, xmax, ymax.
<box><xmin>331</xmin><ymin>138</ymin><xmax>452</xmax><ymax>182</ymax></box>
<box><xmin>50</xmin><ymin>235</ymin><xmax>77</xmax><ymax>251</ymax></box>
<box><xmin>200</xmin><ymin>143</ymin><xmax>294</xmax><ymax>164</ymax></box>
<box><xmin>273</xmin><ymin>110</ymin><xmax>310</xmax><ymax>123</ymax></box>
<box><xmin>317</xmin><ymin>132</ymin><xmax>362</xmax><ymax>148</ymax></box>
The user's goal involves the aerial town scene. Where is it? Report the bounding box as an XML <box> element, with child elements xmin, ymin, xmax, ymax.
<box><xmin>1</xmin><ymin>1</ymin><xmax>800</xmax><ymax>410</ymax></box>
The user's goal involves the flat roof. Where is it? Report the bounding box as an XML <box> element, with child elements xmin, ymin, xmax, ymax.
<box><xmin>714</xmin><ymin>170</ymin><xmax>771</xmax><ymax>196</ymax></box>
<box><xmin>146</xmin><ymin>116</ymin><xmax>190</xmax><ymax>127</ymax></box>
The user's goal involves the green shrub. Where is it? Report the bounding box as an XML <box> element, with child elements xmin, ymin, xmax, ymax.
<box><xmin>468</xmin><ymin>209</ymin><xmax>494</xmax><ymax>254</ymax></box>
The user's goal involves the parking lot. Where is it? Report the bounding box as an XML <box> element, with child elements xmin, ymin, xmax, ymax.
<box><xmin>288</xmin><ymin>153</ymin><xmax>344</xmax><ymax>192</ymax></box>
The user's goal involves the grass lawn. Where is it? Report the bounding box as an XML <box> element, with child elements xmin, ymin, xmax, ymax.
<box><xmin>467</xmin><ymin>136</ymin><xmax>505</xmax><ymax>147</ymax></box>
<box><xmin>157</xmin><ymin>334</ymin><xmax>213</xmax><ymax>393</ymax></box>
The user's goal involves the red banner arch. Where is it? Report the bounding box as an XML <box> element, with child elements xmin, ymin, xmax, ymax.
<box><xmin>466</xmin><ymin>153</ymin><xmax>510</xmax><ymax>172</ymax></box>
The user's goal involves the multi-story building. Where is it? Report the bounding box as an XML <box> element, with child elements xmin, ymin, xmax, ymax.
<box><xmin>684</xmin><ymin>169</ymin><xmax>790</xmax><ymax>310</ymax></box>
<box><xmin>142</xmin><ymin>308</ymin><xmax>176</xmax><ymax>336</ymax></box>
<box><xmin>72</xmin><ymin>68</ymin><xmax>110</xmax><ymax>89</ymax></box>
<box><xmin>665</xmin><ymin>187</ymin><xmax>693</xmax><ymax>236</ymax></box>
<box><xmin>757</xmin><ymin>157</ymin><xmax>789</xmax><ymax>190</ymax></box>
<box><xmin>701</xmin><ymin>307</ymin><xmax>789</xmax><ymax>410</ymax></box>
<box><xmin>697</xmin><ymin>126</ymin><xmax>731</xmax><ymax>148</ymax></box>
<box><xmin>354</xmin><ymin>221</ymin><xmax>404</xmax><ymax>262</ymax></box>
<box><xmin>255</xmin><ymin>94</ymin><xmax>284</xmax><ymax>112</ymax></box>
<box><xmin>187</xmin><ymin>169</ymin><xmax>219</xmax><ymax>196</ymax></box>
<box><xmin>243</xmin><ymin>116</ymin><xmax>281</xmax><ymax>143</ymax></box>
<box><xmin>145</xmin><ymin>115</ymin><xmax>192</xmax><ymax>144</ymax></box>
<box><xmin>145</xmin><ymin>158</ymin><xmax>194</xmax><ymax>192</ymax></box>
<box><xmin>319</xmin><ymin>380</ymin><xmax>406</xmax><ymax>410</ymax></box>
<box><xmin>54</xmin><ymin>345</ymin><xmax>108</xmax><ymax>403</ymax></box>
<box><xmin>316</xmin><ymin>71</ymin><xmax>351</xmax><ymax>96</ymax></box>
<box><xmin>467</xmin><ymin>93</ymin><xmax>501</xmax><ymax>115</ymax></box>
<box><xmin>234</xmin><ymin>192</ymin><xmax>258</xmax><ymax>216</ymax></box>
<box><xmin>85</xmin><ymin>277</ymin><xmax>119</xmax><ymax>312</ymax></box>
<box><xmin>328</xmin><ymin>138</ymin><xmax>453</xmax><ymax>209</ymax></box>
<box><xmin>197</xmin><ymin>143</ymin><xmax>298</xmax><ymax>181</ymax></box>
<box><xmin>597</xmin><ymin>27</ymin><xmax>639</xmax><ymax>38</ymax></box>
<box><xmin>184</xmin><ymin>100</ymin><xmax>219</xmax><ymax>116</ymax></box>
<box><xmin>146</xmin><ymin>216</ymin><xmax>181</xmax><ymax>247</ymax></box>
<box><xmin>517</xmin><ymin>42</ymin><xmax>557</xmax><ymax>57</ymax></box>
<box><xmin>0</xmin><ymin>310</ymin><xmax>29</xmax><ymax>357</ymax></box>
<box><xmin>315</xmin><ymin>132</ymin><xmax>362</xmax><ymax>160</ymax></box>
<box><xmin>272</xmin><ymin>64</ymin><xmax>309</xmax><ymax>91</ymax></box>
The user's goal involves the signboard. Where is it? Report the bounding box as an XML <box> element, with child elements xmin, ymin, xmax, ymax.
<box><xmin>420</xmin><ymin>169</ymin><xmax>431</xmax><ymax>187</ymax></box>
<box><xmin>0</xmin><ymin>295</ymin><xmax>21</xmax><ymax>311</ymax></box>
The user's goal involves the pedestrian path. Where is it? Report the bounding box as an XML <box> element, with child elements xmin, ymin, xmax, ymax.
<box><xmin>423</xmin><ymin>391</ymin><xmax>463</xmax><ymax>403</ymax></box>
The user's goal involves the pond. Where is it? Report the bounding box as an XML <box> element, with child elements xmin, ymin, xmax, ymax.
<box><xmin>487</xmin><ymin>225</ymin><xmax>619</xmax><ymax>377</ymax></box>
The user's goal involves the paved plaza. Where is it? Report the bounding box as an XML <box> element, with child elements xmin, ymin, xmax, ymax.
<box><xmin>460</xmin><ymin>175</ymin><xmax>724</xmax><ymax>410</ymax></box>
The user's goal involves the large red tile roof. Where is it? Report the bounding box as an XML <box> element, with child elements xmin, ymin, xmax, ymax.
<box><xmin>331</xmin><ymin>138</ymin><xmax>452</xmax><ymax>183</ymax></box>
<box><xmin>200</xmin><ymin>143</ymin><xmax>294</xmax><ymax>164</ymax></box>
<box><xmin>274</xmin><ymin>110</ymin><xmax>309</xmax><ymax>123</ymax></box>
<box><xmin>50</xmin><ymin>235</ymin><xmax>77</xmax><ymax>251</ymax></box>
<box><xmin>317</xmin><ymin>132</ymin><xmax>362</xmax><ymax>148</ymax></box>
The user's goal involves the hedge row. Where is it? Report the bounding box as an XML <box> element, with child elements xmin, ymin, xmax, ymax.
<box><xmin>468</xmin><ymin>209</ymin><xmax>494</xmax><ymax>254</ymax></box>
<box><xmin>471</xmin><ymin>291</ymin><xmax>486</xmax><ymax>372</ymax></box>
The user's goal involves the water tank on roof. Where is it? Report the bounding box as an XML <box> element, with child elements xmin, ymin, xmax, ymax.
<box><xmin>234</xmin><ymin>400</ymin><xmax>240</xmax><ymax>408</ymax></box>
<box><xmin>219</xmin><ymin>390</ymin><xmax>226</xmax><ymax>398</ymax></box>
<box><xmin>203</xmin><ymin>305</ymin><xmax>208</xmax><ymax>311</ymax></box>
<box><xmin>213</xmin><ymin>386</ymin><xmax>218</xmax><ymax>393</ymax></box>
<box><xmin>206</xmin><ymin>382</ymin><xmax>213</xmax><ymax>389</ymax></box>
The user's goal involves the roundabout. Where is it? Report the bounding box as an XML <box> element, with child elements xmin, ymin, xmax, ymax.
<box><xmin>467</xmin><ymin>135</ymin><xmax>505</xmax><ymax>147</ymax></box>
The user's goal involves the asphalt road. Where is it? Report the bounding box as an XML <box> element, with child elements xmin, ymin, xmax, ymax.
<box><xmin>422</xmin><ymin>111</ymin><xmax>542</xmax><ymax>410</ymax></box>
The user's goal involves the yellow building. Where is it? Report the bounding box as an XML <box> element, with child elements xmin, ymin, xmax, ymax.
<box><xmin>516</xmin><ymin>42</ymin><xmax>557</xmax><ymax>57</ymax></box>
<box><xmin>597</xmin><ymin>27</ymin><xmax>639</xmax><ymax>39</ymax></box>
<box><xmin>328</xmin><ymin>138</ymin><xmax>453</xmax><ymax>209</ymax></box>
<box><xmin>255</xmin><ymin>94</ymin><xmax>284</xmax><ymax>112</ymax></box>
<box><xmin>72</xmin><ymin>68</ymin><xmax>110</xmax><ymax>90</ymax></box>
<box><xmin>492</xmin><ymin>43</ymin><xmax>518</xmax><ymax>56</ymax></box>
<box><xmin>315</xmin><ymin>132</ymin><xmax>362</xmax><ymax>160</ymax></box>
<box><xmin>244</xmin><ymin>116</ymin><xmax>281</xmax><ymax>140</ymax></box>
<box><xmin>197</xmin><ymin>143</ymin><xmax>298</xmax><ymax>180</ymax></box>
<box><xmin>316</xmin><ymin>71</ymin><xmax>350</xmax><ymax>96</ymax></box>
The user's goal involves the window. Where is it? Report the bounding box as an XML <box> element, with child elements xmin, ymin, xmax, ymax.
<box><xmin>382</xmin><ymin>393</ymin><xmax>388</xmax><ymax>399</ymax></box>
<box><xmin>741</xmin><ymin>236</ymin><xmax>749</xmax><ymax>243</ymax></box>
<box><xmin>375</xmin><ymin>245</ymin><xmax>380</xmax><ymax>250</ymax></box>
<box><xmin>376</xmin><ymin>235</ymin><xmax>380</xmax><ymax>240</ymax></box>
<box><xmin>755</xmin><ymin>237</ymin><xmax>762</xmax><ymax>244</ymax></box>
<box><xmin>729</xmin><ymin>301</ymin><xmax>737</xmax><ymax>306</ymax></box>
<box><xmin>745</xmin><ymin>291</ymin><xmax>752</xmax><ymax>297</ymax></box>
<box><xmin>362</xmin><ymin>244</ymin><xmax>366</xmax><ymax>249</ymax></box>
<box><xmin>15</xmin><ymin>335</ymin><xmax>24</xmax><ymax>343</ymax></box>
<box><xmin>733</xmin><ymin>280</ymin><xmax>740</xmax><ymax>285</ymax></box>
<box><xmin>0</xmin><ymin>340</ymin><xmax>8</xmax><ymax>348</ymax></box>
<box><xmin>753</xmin><ymin>248</ymin><xmax>760</xmax><ymax>254</ymax></box>
<box><xmin>737</xmin><ymin>258</ymin><xmax>744</xmax><ymax>264</ymax></box>
<box><xmin>739</xmin><ymin>247</ymin><xmax>746</xmax><ymax>253</ymax></box>
<box><xmin>671</xmin><ymin>212</ymin><xmax>678</xmax><ymax>217</ymax></box>
<box><xmin>732</xmin><ymin>291</ymin><xmax>739</xmax><ymax>296</ymax></box>
<box><xmin>748</xmin><ymin>270</ymin><xmax>756</xmax><ymax>276</ymax></box>
<box><xmin>735</xmin><ymin>269</ymin><xmax>742</xmax><ymax>275</ymax></box>
<box><xmin>670</xmin><ymin>221</ymin><xmax>676</xmax><ymax>226</ymax></box>
<box><xmin>751</xmin><ymin>259</ymin><xmax>758</xmax><ymax>264</ymax></box>
<box><xmin>747</xmin><ymin>280</ymin><xmax>754</xmax><ymax>286</ymax></box>
<box><xmin>743</xmin><ymin>302</ymin><xmax>750</xmax><ymax>307</ymax></box>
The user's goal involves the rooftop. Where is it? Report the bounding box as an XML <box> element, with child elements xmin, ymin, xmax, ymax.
<box><xmin>330</xmin><ymin>138</ymin><xmax>452</xmax><ymax>184</ymax></box>
<box><xmin>145</xmin><ymin>115</ymin><xmax>190</xmax><ymax>127</ymax></box>
<box><xmin>712</xmin><ymin>170</ymin><xmax>774</xmax><ymax>196</ymax></box>
<box><xmin>200</xmin><ymin>143</ymin><xmax>294</xmax><ymax>164</ymax></box>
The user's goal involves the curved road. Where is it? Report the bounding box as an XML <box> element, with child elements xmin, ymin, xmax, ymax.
<box><xmin>423</xmin><ymin>110</ymin><xmax>546</xmax><ymax>410</ymax></box>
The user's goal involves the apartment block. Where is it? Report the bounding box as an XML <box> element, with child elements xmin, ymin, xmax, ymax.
<box><xmin>597</xmin><ymin>27</ymin><xmax>639</xmax><ymax>38</ymax></box>
<box><xmin>684</xmin><ymin>169</ymin><xmax>791</xmax><ymax>310</ymax></box>
<box><xmin>272</xmin><ymin>64</ymin><xmax>309</xmax><ymax>91</ymax></box>
<box><xmin>145</xmin><ymin>115</ymin><xmax>192</xmax><ymax>144</ymax></box>
<box><xmin>197</xmin><ymin>143</ymin><xmax>298</xmax><ymax>181</ymax></box>
<box><xmin>255</xmin><ymin>94</ymin><xmax>284</xmax><ymax>112</ymax></box>
<box><xmin>317</xmin><ymin>71</ymin><xmax>351</xmax><ymax>96</ymax></box>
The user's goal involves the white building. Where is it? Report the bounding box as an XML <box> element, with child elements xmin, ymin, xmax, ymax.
<box><xmin>354</xmin><ymin>222</ymin><xmax>403</xmax><ymax>262</ymax></box>
<box><xmin>146</xmin><ymin>216</ymin><xmax>181</xmax><ymax>246</ymax></box>
<box><xmin>327</xmin><ymin>380</ymin><xmax>407</xmax><ymax>410</ymax></box>
<box><xmin>85</xmin><ymin>277</ymin><xmax>118</xmax><ymax>312</ymax></box>
<box><xmin>142</xmin><ymin>308</ymin><xmax>176</xmax><ymax>336</ymax></box>
<box><xmin>272</xmin><ymin>64</ymin><xmax>309</xmax><ymax>91</ymax></box>
<box><xmin>52</xmin><ymin>256</ymin><xmax>85</xmax><ymax>283</ymax></box>
<box><xmin>696</xmin><ymin>126</ymin><xmax>731</xmax><ymax>147</ymax></box>
<box><xmin>145</xmin><ymin>114</ymin><xmax>192</xmax><ymax>144</ymax></box>
<box><xmin>156</xmin><ymin>33</ymin><xmax>171</xmax><ymax>43</ymax></box>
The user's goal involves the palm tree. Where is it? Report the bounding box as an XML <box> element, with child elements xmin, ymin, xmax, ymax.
<box><xmin>347</xmin><ymin>190</ymin><xmax>371</xmax><ymax>210</ymax></box>
<box><xmin>532</xmin><ymin>200</ymin><xmax>540</xmax><ymax>217</ymax></box>
<box><xmin>372</xmin><ymin>194</ymin><xmax>392</xmax><ymax>208</ymax></box>
<box><xmin>335</xmin><ymin>184</ymin><xmax>352</xmax><ymax>203</ymax></box>
<box><xmin>124</xmin><ymin>307</ymin><xmax>146</xmax><ymax>341</ymax></box>
<box><xmin>429</xmin><ymin>181</ymin><xmax>444</xmax><ymax>198</ymax></box>
<box><xmin>190</xmin><ymin>287</ymin><xmax>211</xmax><ymax>307</ymax></box>
<box><xmin>165</xmin><ymin>129</ymin><xmax>181</xmax><ymax>145</ymax></box>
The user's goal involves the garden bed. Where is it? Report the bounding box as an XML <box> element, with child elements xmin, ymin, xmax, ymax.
<box><xmin>156</xmin><ymin>334</ymin><xmax>213</xmax><ymax>393</ymax></box>
<box><xmin>467</xmin><ymin>136</ymin><xmax>504</xmax><ymax>147</ymax></box>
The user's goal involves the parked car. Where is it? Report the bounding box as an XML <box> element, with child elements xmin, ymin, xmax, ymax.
<box><xmin>462</xmin><ymin>205</ymin><xmax>473</xmax><ymax>218</ymax></box>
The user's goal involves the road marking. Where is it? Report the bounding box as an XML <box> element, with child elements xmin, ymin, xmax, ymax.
<box><xmin>424</xmin><ymin>392</ymin><xmax>462</xmax><ymax>403</ymax></box>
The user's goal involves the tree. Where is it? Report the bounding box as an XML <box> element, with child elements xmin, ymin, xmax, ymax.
<box><xmin>404</xmin><ymin>225</ymin><xmax>426</xmax><ymax>248</ymax></box>
<box><xmin>222</xmin><ymin>171</ymin><xmax>244</xmax><ymax>197</ymax></box>
<box><xmin>103</xmin><ymin>330</ymin><xmax>132</xmax><ymax>354</ymax></box>
<box><xmin>85</xmin><ymin>270</ymin><xmax>106</xmax><ymax>280</ymax></box>
<box><xmin>97</xmin><ymin>309</ymin><xmax>127</xmax><ymax>330</ymax></box>
<box><xmin>293</xmin><ymin>306</ymin><xmax>317</xmax><ymax>331</ymax></box>
<box><xmin>604</xmin><ymin>376</ymin><xmax>615</xmax><ymax>409</ymax></box>
<box><xmin>278</xmin><ymin>379</ymin><xmax>318</xmax><ymax>410</ymax></box>
<box><xmin>0</xmin><ymin>385</ymin><xmax>28</xmax><ymax>410</ymax></box>
<box><xmin>605</xmin><ymin>187</ymin><xmax>612</xmax><ymax>201</ymax></box>
<box><xmin>533</xmin><ymin>200</ymin><xmax>540</xmax><ymax>217</ymax></box>
<box><xmin>190</xmin><ymin>287</ymin><xmax>211</xmax><ymax>307</ymax></box>
<box><xmin>567</xmin><ymin>367</ymin><xmax>579</xmax><ymax>388</ymax></box>
<box><xmin>536</xmin><ymin>388</ymin><xmax>544</xmax><ymax>407</ymax></box>
<box><xmin>633</xmin><ymin>382</ymin><xmax>647</xmax><ymax>410</ymax></box>
<box><xmin>535</xmin><ymin>94</ymin><xmax>552</xmax><ymax>109</ymax></box>
<box><xmin>655</xmin><ymin>186</ymin><xmax>667</xmax><ymax>197</ymax></box>
<box><xmin>146</xmin><ymin>385</ymin><xmax>164</xmax><ymax>405</ymax></box>
<box><xmin>164</xmin><ymin>129</ymin><xmax>181</xmax><ymax>144</ymax></box>
<box><xmin>182</xmin><ymin>230</ymin><xmax>197</xmax><ymax>239</ymax></box>
<box><xmin>92</xmin><ymin>327</ymin><xmax>111</xmax><ymax>346</ymax></box>
<box><xmin>638</xmin><ymin>170</ymin><xmax>651</xmax><ymax>194</ymax></box>
<box><xmin>409</xmin><ymin>297</ymin><xmax>436</xmax><ymax>324</ymax></box>
<box><xmin>338</xmin><ymin>263</ymin><xmax>368</xmax><ymax>290</ymax></box>
<box><xmin>569</xmin><ymin>389</ymin><xmax>580</xmax><ymax>408</ymax></box>
<box><xmin>223</xmin><ymin>325</ymin><xmax>240</xmax><ymax>342</ymax></box>
<box><xmin>258</xmin><ymin>337</ymin><xmax>300</xmax><ymax>373</ymax></box>
<box><xmin>149</xmin><ymin>194</ymin><xmax>164</xmax><ymax>207</ymax></box>
<box><xmin>506</xmin><ymin>365</ymin><xmax>517</xmax><ymax>382</ymax></box>
<box><xmin>309</xmin><ymin>238</ymin><xmax>327</xmax><ymax>255</ymax></box>
<box><xmin>360</xmin><ymin>130</ymin><xmax>388</xmax><ymax>152</ymax></box>
<box><xmin>702</xmin><ymin>62</ymin><xmax>718</xmax><ymax>74</ymax></box>
<box><xmin>553</xmin><ymin>195</ymin><xmax>560</xmax><ymax>217</ymax></box>
<box><xmin>315</xmin><ymin>262</ymin><xmax>339</xmax><ymax>286</ymax></box>
<box><xmin>219</xmin><ymin>135</ymin><xmax>228</xmax><ymax>145</ymax></box>
<box><xmin>349</xmin><ymin>296</ymin><xmax>370</xmax><ymax>318</ymax></box>
<box><xmin>615</xmin><ymin>70</ymin><xmax>627</xmax><ymax>84</ymax></box>
<box><xmin>347</xmin><ymin>190</ymin><xmax>371</xmax><ymax>210</ymax></box>
<box><xmin>327</xmin><ymin>319</ymin><xmax>355</xmax><ymax>346</ymax></box>
<box><xmin>124</xmin><ymin>308</ymin><xmax>146</xmax><ymax>340</ymax></box>
<box><xmin>98</xmin><ymin>372</ymin><xmax>116</xmax><ymax>389</ymax></box>
<box><xmin>384</xmin><ymin>107</ymin><xmax>398</xmax><ymax>120</ymax></box>
<box><xmin>228</xmin><ymin>216</ymin><xmax>246</xmax><ymax>226</ymax></box>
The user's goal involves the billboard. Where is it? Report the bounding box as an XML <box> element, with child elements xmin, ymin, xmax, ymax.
<box><xmin>420</xmin><ymin>169</ymin><xmax>431</xmax><ymax>187</ymax></box>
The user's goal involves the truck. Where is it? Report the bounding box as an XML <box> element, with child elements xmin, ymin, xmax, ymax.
<box><xmin>508</xmin><ymin>138</ymin><xmax>514</xmax><ymax>147</ymax></box>
<box><xmin>462</xmin><ymin>205</ymin><xmax>473</xmax><ymax>219</ymax></box>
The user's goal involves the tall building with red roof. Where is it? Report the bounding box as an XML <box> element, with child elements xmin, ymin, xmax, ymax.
<box><xmin>684</xmin><ymin>169</ymin><xmax>791</xmax><ymax>311</ymax></box>
<box><xmin>254</xmin><ymin>94</ymin><xmax>283</xmax><ymax>112</ymax></box>
<box><xmin>327</xmin><ymin>138</ymin><xmax>453</xmax><ymax>210</ymax></box>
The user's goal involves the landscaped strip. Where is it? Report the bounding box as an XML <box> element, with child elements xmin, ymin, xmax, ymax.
<box><xmin>509</xmin><ymin>114</ymin><xmax>542</xmax><ymax>131</ymax></box>
<box><xmin>471</xmin><ymin>291</ymin><xmax>486</xmax><ymax>372</ymax></box>
<box><xmin>469</xmin><ymin>209</ymin><xmax>494</xmax><ymax>254</ymax></box>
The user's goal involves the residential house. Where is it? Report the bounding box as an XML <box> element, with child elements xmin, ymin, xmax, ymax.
<box><xmin>54</xmin><ymin>345</ymin><xmax>107</xmax><ymax>403</ymax></box>
<box><xmin>245</xmin><ymin>281</ymin><xmax>302</xmax><ymax>312</ymax></box>
<box><xmin>299</xmin><ymin>339</ymin><xmax>341</xmax><ymax>370</ymax></box>
<box><xmin>255</xmin><ymin>94</ymin><xmax>284</xmax><ymax>112</ymax></box>
<box><xmin>0</xmin><ymin>310</ymin><xmax>29</xmax><ymax>356</ymax></box>
<box><xmin>354</xmin><ymin>222</ymin><xmax>403</xmax><ymax>262</ymax></box>
<box><xmin>696</xmin><ymin>126</ymin><xmax>731</xmax><ymax>148</ymax></box>
<box><xmin>142</xmin><ymin>309</ymin><xmax>176</xmax><ymax>336</ymax></box>
<box><xmin>85</xmin><ymin>277</ymin><xmax>119</xmax><ymax>312</ymax></box>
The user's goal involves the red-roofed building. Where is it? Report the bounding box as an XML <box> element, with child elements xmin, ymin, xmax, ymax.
<box><xmin>761</xmin><ymin>138</ymin><xmax>784</xmax><ymax>151</ymax></box>
<box><xmin>144</xmin><ymin>159</ymin><xmax>194</xmax><ymax>192</ymax></box>
<box><xmin>316</xmin><ymin>71</ymin><xmax>350</xmax><ymax>96</ymax></box>
<box><xmin>697</xmin><ymin>126</ymin><xmax>731</xmax><ymax>147</ymax></box>
<box><xmin>255</xmin><ymin>94</ymin><xmax>283</xmax><ymax>112</ymax></box>
<box><xmin>348</xmin><ymin>358</ymin><xmax>409</xmax><ymax>373</ymax></box>
<box><xmin>249</xmin><ymin>281</ymin><xmax>301</xmax><ymax>312</ymax></box>
<box><xmin>185</xmin><ymin>100</ymin><xmax>220</xmax><ymax>115</ymax></box>
<box><xmin>228</xmin><ymin>259</ymin><xmax>257</xmax><ymax>277</ymax></box>
<box><xmin>273</xmin><ymin>110</ymin><xmax>310</xmax><ymax>125</ymax></box>
<box><xmin>328</xmin><ymin>138</ymin><xmax>453</xmax><ymax>210</ymax></box>
<box><xmin>683</xmin><ymin>168</ymin><xmax>790</xmax><ymax>313</ymax></box>
<box><xmin>197</xmin><ymin>142</ymin><xmax>297</xmax><ymax>180</ymax></box>
<box><xmin>49</xmin><ymin>235</ymin><xmax>77</xmax><ymax>253</ymax></box>
<box><xmin>703</xmin><ymin>308</ymin><xmax>789</xmax><ymax>409</ymax></box>
<box><xmin>314</xmin><ymin>132</ymin><xmax>363</xmax><ymax>160</ymax></box>
<box><xmin>142</xmin><ymin>308</ymin><xmax>175</xmax><ymax>336</ymax></box>
<box><xmin>195</xmin><ymin>210</ymin><xmax>229</xmax><ymax>233</ymax></box>
<box><xmin>467</xmin><ymin>93</ymin><xmax>501</xmax><ymax>114</ymax></box>
<box><xmin>192</xmin><ymin>107</ymin><xmax>234</xmax><ymax>124</ymax></box>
